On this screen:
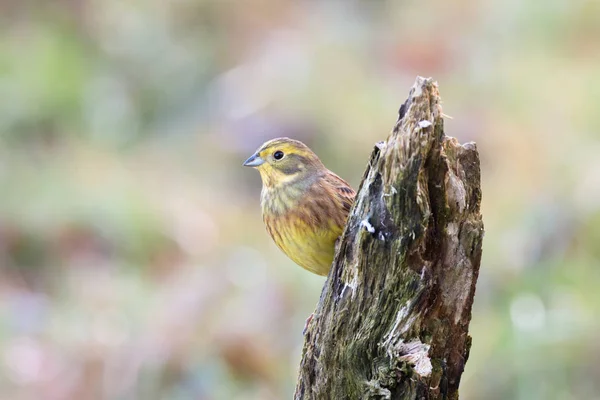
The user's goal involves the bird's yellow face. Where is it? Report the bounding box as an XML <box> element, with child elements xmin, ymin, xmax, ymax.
<box><xmin>243</xmin><ymin>137</ymin><xmax>324</xmax><ymax>188</ymax></box>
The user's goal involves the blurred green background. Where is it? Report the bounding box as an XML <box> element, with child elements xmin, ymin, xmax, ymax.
<box><xmin>1</xmin><ymin>0</ymin><xmax>599</xmax><ymax>399</ymax></box>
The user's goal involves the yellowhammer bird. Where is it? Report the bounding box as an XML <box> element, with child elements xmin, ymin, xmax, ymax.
<box><xmin>243</xmin><ymin>137</ymin><xmax>355</xmax><ymax>276</ymax></box>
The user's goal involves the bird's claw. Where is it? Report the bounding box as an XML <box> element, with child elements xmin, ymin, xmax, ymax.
<box><xmin>302</xmin><ymin>313</ymin><xmax>314</xmax><ymax>335</ymax></box>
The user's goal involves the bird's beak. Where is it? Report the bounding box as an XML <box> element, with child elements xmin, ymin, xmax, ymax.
<box><xmin>242</xmin><ymin>152</ymin><xmax>265</xmax><ymax>167</ymax></box>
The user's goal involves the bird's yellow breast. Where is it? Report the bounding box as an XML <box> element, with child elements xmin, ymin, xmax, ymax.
<box><xmin>261</xmin><ymin>183</ymin><xmax>344</xmax><ymax>276</ymax></box>
<box><xmin>265</xmin><ymin>214</ymin><xmax>341</xmax><ymax>276</ymax></box>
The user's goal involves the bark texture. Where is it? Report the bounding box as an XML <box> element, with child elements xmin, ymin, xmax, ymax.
<box><xmin>295</xmin><ymin>77</ymin><xmax>484</xmax><ymax>400</ymax></box>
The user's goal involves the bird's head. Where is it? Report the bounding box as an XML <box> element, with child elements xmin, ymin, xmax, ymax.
<box><xmin>243</xmin><ymin>137</ymin><xmax>325</xmax><ymax>187</ymax></box>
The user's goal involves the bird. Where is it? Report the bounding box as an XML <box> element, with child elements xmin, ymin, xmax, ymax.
<box><xmin>243</xmin><ymin>137</ymin><xmax>355</xmax><ymax>276</ymax></box>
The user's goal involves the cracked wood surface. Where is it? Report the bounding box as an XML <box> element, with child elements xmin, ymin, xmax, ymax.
<box><xmin>295</xmin><ymin>77</ymin><xmax>484</xmax><ymax>400</ymax></box>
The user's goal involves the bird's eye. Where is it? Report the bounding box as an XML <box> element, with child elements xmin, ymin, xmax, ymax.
<box><xmin>273</xmin><ymin>151</ymin><xmax>284</xmax><ymax>160</ymax></box>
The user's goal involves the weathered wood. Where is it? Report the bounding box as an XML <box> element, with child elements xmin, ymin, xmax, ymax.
<box><xmin>295</xmin><ymin>77</ymin><xmax>484</xmax><ymax>400</ymax></box>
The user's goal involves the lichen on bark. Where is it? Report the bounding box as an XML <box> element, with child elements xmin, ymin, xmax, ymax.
<box><xmin>295</xmin><ymin>77</ymin><xmax>484</xmax><ymax>400</ymax></box>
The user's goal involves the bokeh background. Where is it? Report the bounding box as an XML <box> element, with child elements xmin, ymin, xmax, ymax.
<box><xmin>1</xmin><ymin>0</ymin><xmax>599</xmax><ymax>399</ymax></box>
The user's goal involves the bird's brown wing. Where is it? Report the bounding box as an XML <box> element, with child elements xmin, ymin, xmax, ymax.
<box><xmin>322</xmin><ymin>171</ymin><xmax>356</xmax><ymax>216</ymax></box>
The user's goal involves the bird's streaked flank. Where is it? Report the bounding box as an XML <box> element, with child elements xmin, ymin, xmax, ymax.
<box><xmin>243</xmin><ymin>137</ymin><xmax>355</xmax><ymax>276</ymax></box>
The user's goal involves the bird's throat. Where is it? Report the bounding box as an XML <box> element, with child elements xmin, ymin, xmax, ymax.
<box><xmin>260</xmin><ymin>174</ymin><xmax>317</xmax><ymax>215</ymax></box>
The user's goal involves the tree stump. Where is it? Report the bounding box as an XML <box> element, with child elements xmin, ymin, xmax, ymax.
<box><xmin>295</xmin><ymin>77</ymin><xmax>484</xmax><ymax>400</ymax></box>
